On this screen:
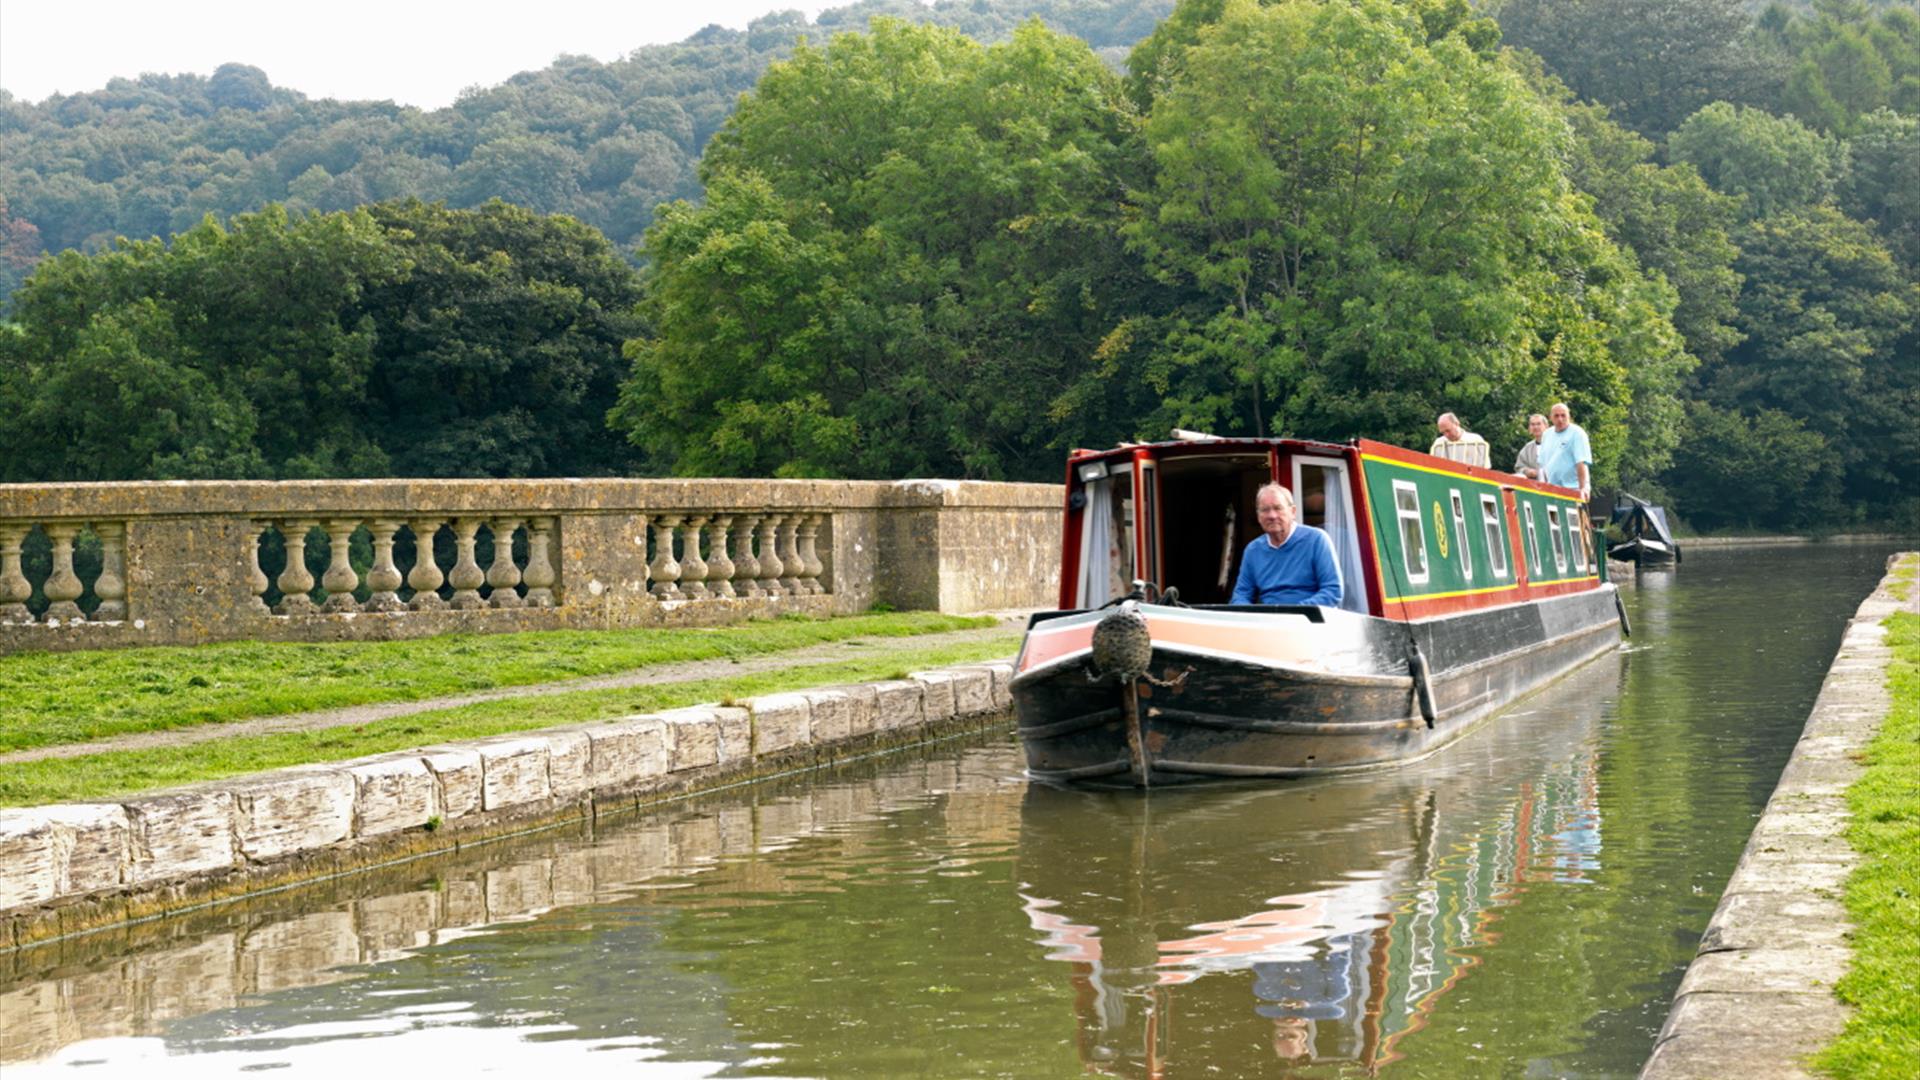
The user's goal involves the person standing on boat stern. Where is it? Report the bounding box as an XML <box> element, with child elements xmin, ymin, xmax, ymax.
<box><xmin>1231</xmin><ymin>483</ymin><xmax>1343</xmax><ymax>606</ymax></box>
<box><xmin>1429</xmin><ymin>412</ymin><xmax>1491</xmax><ymax>468</ymax></box>
<box><xmin>1513</xmin><ymin>413</ymin><xmax>1548</xmax><ymax>479</ymax></box>
<box><xmin>1539</xmin><ymin>402</ymin><xmax>1593</xmax><ymax>501</ymax></box>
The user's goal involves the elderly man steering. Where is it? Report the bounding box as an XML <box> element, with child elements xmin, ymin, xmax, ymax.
<box><xmin>1230</xmin><ymin>483</ymin><xmax>1343</xmax><ymax>607</ymax></box>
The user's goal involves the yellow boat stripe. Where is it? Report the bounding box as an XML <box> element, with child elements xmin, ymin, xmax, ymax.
<box><xmin>1382</xmin><ymin>581</ymin><xmax>1523</xmax><ymax>603</ymax></box>
<box><xmin>1359</xmin><ymin>454</ymin><xmax>1587</xmax><ymax>502</ymax></box>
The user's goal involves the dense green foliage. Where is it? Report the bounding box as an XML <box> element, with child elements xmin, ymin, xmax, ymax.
<box><xmin>613</xmin><ymin>20</ymin><xmax>1148</xmax><ymax>478</ymax></box>
<box><xmin>4</xmin><ymin>0</ymin><xmax>1918</xmax><ymax>531</ymax></box>
<box><xmin>0</xmin><ymin>2</ymin><xmax>1172</xmax><ymax>307</ymax></box>
<box><xmin>1068</xmin><ymin>0</ymin><xmax>1685</xmax><ymax>477</ymax></box>
<box><xmin>0</xmin><ymin>200</ymin><xmax>644</xmax><ymax>480</ymax></box>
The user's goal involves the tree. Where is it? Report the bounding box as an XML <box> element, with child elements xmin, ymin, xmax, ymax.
<box><xmin>360</xmin><ymin>199</ymin><xmax>645</xmax><ymax>477</ymax></box>
<box><xmin>1665</xmin><ymin>401</ymin><xmax>1833</xmax><ymax>529</ymax></box>
<box><xmin>1063</xmin><ymin>0</ymin><xmax>1689</xmax><ymax>484</ymax></box>
<box><xmin>206</xmin><ymin>63</ymin><xmax>274</xmax><ymax>112</ymax></box>
<box><xmin>614</xmin><ymin>18</ymin><xmax>1150</xmax><ymax>479</ymax></box>
<box><xmin>1758</xmin><ymin>1</ymin><xmax>1920</xmax><ymax>134</ymax></box>
<box><xmin>1549</xmin><ymin>87</ymin><xmax>1746</xmax><ymax>370</ymax></box>
<box><xmin>1839</xmin><ymin>108</ymin><xmax>1920</xmax><ymax>269</ymax></box>
<box><xmin>1668</xmin><ymin>102</ymin><xmax>1841</xmax><ymax>219</ymax></box>
<box><xmin>0</xmin><ymin>200</ymin><xmax>643</xmax><ymax>481</ymax></box>
<box><xmin>1696</xmin><ymin>204</ymin><xmax>1920</xmax><ymax>521</ymax></box>
<box><xmin>1496</xmin><ymin>0</ymin><xmax>1771</xmax><ymax>136</ymax></box>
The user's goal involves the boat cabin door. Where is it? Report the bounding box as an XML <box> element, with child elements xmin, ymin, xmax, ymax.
<box><xmin>1292</xmin><ymin>455</ymin><xmax>1368</xmax><ymax>613</ymax></box>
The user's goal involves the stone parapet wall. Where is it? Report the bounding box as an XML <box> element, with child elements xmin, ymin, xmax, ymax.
<box><xmin>0</xmin><ymin>477</ymin><xmax>1063</xmax><ymax>653</ymax></box>
<box><xmin>0</xmin><ymin>660</ymin><xmax>1017</xmax><ymax>949</ymax></box>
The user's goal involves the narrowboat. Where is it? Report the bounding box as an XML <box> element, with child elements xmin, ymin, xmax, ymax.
<box><xmin>1607</xmin><ymin>492</ymin><xmax>1681</xmax><ymax>565</ymax></box>
<box><xmin>1012</xmin><ymin>435</ymin><xmax>1625</xmax><ymax>785</ymax></box>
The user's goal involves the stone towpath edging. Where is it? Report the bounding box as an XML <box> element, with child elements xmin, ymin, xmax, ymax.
<box><xmin>0</xmin><ymin>659</ymin><xmax>1016</xmax><ymax>951</ymax></box>
<box><xmin>1640</xmin><ymin>554</ymin><xmax>1915</xmax><ymax>1079</ymax></box>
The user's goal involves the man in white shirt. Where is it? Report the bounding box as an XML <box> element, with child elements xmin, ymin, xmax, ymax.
<box><xmin>1428</xmin><ymin>412</ymin><xmax>1490</xmax><ymax>468</ymax></box>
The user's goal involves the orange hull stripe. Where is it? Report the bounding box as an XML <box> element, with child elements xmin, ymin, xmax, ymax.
<box><xmin>1019</xmin><ymin>614</ymin><xmax>1315</xmax><ymax>673</ymax></box>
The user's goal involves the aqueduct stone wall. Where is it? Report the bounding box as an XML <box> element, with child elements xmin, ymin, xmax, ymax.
<box><xmin>0</xmin><ymin>478</ymin><xmax>1064</xmax><ymax>653</ymax></box>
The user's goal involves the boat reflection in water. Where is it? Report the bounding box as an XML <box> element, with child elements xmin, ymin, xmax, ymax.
<box><xmin>1017</xmin><ymin>656</ymin><xmax>1617</xmax><ymax>1077</ymax></box>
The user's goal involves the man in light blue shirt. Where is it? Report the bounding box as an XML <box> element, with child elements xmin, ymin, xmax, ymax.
<box><xmin>1538</xmin><ymin>401</ymin><xmax>1592</xmax><ymax>501</ymax></box>
<box><xmin>1231</xmin><ymin>483</ymin><xmax>1343</xmax><ymax>606</ymax></box>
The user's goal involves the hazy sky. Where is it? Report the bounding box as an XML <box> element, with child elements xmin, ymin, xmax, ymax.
<box><xmin>1</xmin><ymin>0</ymin><xmax>835</xmax><ymax>109</ymax></box>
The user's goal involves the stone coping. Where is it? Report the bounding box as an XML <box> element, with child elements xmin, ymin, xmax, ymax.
<box><xmin>0</xmin><ymin>659</ymin><xmax>1016</xmax><ymax>951</ymax></box>
<box><xmin>1640</xmin><ymin>554</ymin><xmax>1914</xmax><ymax>1079</ymax></box>
<box><xmin>0</xmin><ymin>477</ymin><xmax>1062</xmax><ymax>520</ymax></box>
<box><xmin>1679</xmin><ymin>533</ymin><xmax>1918</xmax><ymax>548</ymax></box>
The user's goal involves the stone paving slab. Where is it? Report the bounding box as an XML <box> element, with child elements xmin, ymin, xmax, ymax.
<box><xmin>1641</xmin><ymin>553</ymin><xmax>1915</xmax><ymax>1079</ymax></box>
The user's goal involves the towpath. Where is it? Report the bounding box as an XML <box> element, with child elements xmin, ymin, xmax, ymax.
<box><xmin>0</xmin><ymin>621</ymin><xmax>1022</xmax><ymax>766</ymax></box>
<box><xmin>1640</xmin><ymin>553</ymin><xmax>1919</xmax><ymax>1079</ymax></box>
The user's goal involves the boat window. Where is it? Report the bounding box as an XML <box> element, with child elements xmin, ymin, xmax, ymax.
<box><xmin>1449</xmin><ymin>490</ymin><xmax>1472</xmax><ymax>581</ymax></box>
<box><xmin>1568</xmin><ymin>509</ymin><xmax>1587</xmax><ymax>572</ymax></box>
<box><xmin>1547</xmin><ymin>505</ymin><xmax>1568</xmax><ymax>574</ymax></box>
<box><xmin>1481</xmin><ymin>493</ymin><xmax>1508</xmax><ymax>578</ymax></box>
<box><xmin>1522</xmin><ymin>501</ymin><xmax>1542</xmax><ymax>575</ymax></box>
<box><xmin>1393</xmin><ymin>481</ymin><xmax>1429</xmax><ymax>585</ymax></box>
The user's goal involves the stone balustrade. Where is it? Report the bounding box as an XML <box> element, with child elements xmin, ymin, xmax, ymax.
<box><xmin>0</xmin><ymin>478</ymin><xmax>1062</xmax><ymax>653</ymax></box>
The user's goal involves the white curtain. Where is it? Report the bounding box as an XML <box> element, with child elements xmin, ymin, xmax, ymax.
<box><xmin>1077</xmin><ymin>478</ymin><xmax>1114</xmax><ymax>609</ymax></box>
<box><xmin>1320</xmin><ymin>474</ymin><xmax>1368</xmax><ymax>613</ymax></box>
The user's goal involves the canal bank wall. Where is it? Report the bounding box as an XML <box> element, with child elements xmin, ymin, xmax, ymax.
<box><xmin>0</xmin><ymin>660</ymin><xmax>1016</xmax><ymax>951</ymax></box>
<box><xmin>1640</xmin><ymin>552</ymin><xmax>1914</xmax><ymax>1079</ymax></box>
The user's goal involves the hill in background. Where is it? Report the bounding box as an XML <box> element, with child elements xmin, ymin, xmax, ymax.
<box><xmin>0</xmin><ymin>0</ymin><xmax>1172</xmax><ymax>301</ymax></box>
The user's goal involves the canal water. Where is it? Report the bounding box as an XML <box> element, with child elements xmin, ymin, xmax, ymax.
<box><xmin>0</xmin><ymin>544</ymin><xmax>1900</xmax><ymax>1079</ymax></box>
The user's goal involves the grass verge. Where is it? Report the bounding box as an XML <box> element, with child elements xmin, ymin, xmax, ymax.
<box><xmin>1885</xmin><ymin>553</ymin><xmax>1917</xmax><ymax>601</ymax></box>
<box><xmin>1815</xmin><ymin>607</ymin><xmax>1920</xmax><ymax>1079</ymax></box>
<box><xmin>0</xmin><ymin>612</ymin><xmax>995</xmax><ymax>754</ymax></box>
<box><xmin>0</xmin><ymin>634</ymin><xmax>1020</xmax><ymax>806</ymax></box>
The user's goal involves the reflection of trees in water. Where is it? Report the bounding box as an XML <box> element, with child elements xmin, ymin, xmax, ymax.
<box><xmin>1015</xmin><ymin>656</ymin><xmax>1619</xmax><ymax>1077</ymax></box>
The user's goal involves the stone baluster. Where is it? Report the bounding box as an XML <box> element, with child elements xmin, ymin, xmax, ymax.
<box><xmin>523</xmin><ymin>517</ymin><xmax>558</xmax><ymax>608</ymax></box>
<box><xmin>364</xmin><ymin>520</ymin><xmax>405</xmax><ymax>611</ymax></box>
<box><xmin>447</xmin><ymin>518</ymin><xmax>487</xmax><ymax>610</ymax></box>
<box><xmin>649</xmin><ymin>514</ymin><xmax>684</xmax><ymax>601</ymax></box>
<box><xmin>0</xmin><ymin>523</ymin><xmax>33</xmax><ymax>623</ymax></box>
<box><xmin>487</xmin><ymin>518</ymin><xmax>525</xmax><ymax>608</ymax></box>
<box><xmin>245</xmin><ymin>524</ymin><xmax>271</xmax><ymax>614</ymax></box>
<box><xmin>406</xmin><ymin>519</ymin><xmax>447</xmax><ymax>610</ymax></box>
<box><xmin>320</xmin><ymin>518</ymin><xmax>363</xmax><ymax>613</ymax></box>
<box><xmin>797</xmin><ymin>513</ymin><xmax>825</xmax><ymax>595</ymax></box>
<box><xmin>777</xmin><ymin>515</ymin><xmax>804</xmax><ymax>597</ymax></box>
<box><xmin>707</xmin><ymin>515</ymin><xmax>736</xmax><ymax>599</ymax></box>
<box><xmin>41</xmin><ymin>524</ymin><xmax>86</xmax><ymax>623</ymax></box>
<box><xmin>756</xmin><ymin>513</ymin><xmax>786</xmax><ymax>599</ymax></box>
<box><xmin>731</xmin><ymin>514</ymin><xmax>763</xmax><ymax>599</ymax></box>
<box><xmin>274</xmin><ymin>520</ymin><xmax>318</xmax><ymax>615</ymax></box>
<box><xmin>91</xmin><ymin>521</ymin><xmax>128</xmax><ymax>621</ymax></box>
<box><xmin>680</xmin><ymin>515</ymin><xmax>710</xmax><ymax>600</ymax></box>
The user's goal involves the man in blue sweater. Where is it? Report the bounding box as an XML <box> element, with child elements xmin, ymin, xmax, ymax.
<box><xmin>1231</xmin><ymin>483</ymin><xmax>1343</xmax><ymax>606</ymax></box>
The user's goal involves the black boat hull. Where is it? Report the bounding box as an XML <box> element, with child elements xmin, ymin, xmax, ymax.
<box><xmin>1013</xmin><ymin>588</ymin><xmax>1622</xmax><ymax>785</ymax></box>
